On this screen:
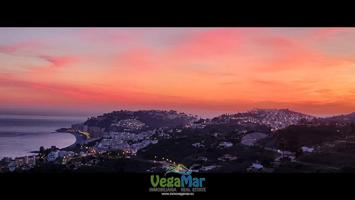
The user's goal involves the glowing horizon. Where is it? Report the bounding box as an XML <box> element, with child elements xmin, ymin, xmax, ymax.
<box><xmin>1</xmin><ymin>28</ymin><xmax>355</xmax><ymax>117</ymax></box>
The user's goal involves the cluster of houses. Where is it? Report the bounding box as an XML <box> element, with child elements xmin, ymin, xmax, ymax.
<box><xmin>192</xmin><ymin>142</ymin><xmax>205</xmax><ymax>148</ymax></box>
<box><xmin>0</xmin><ymin>155</ymin><xmax>37</xmax><ymax>172</ymax></box>
<box><xmin>111</xmin><ymin>119</ymin><xmax>146</xmax><ymax>131</ymax></box>
<box><xmin>0</xmin><ymin>145</ymin><xmax>103</xmax><ymax>172</ymax></box>
<box><xmin>96</xmin><ymin>130</ymin><xmax>159</xmax><ymax>155</ymax></box>
<box><xmin>218</xmin><ymin>141</ymin><xmax>234</xmax><ymax>149</ymax></box>
<box><xmin>192</xmin><ymin>141</ymin><xmax>234</xmax><ymax>150</ymax></box>
<box><xmin>185</xmin><ymin>118</ymin><xmax>209</xmax><ymax>129</ymax></box>
<box><xmin>217</xmin><ymin>154</ymin><xmax>238</xmax><ymax>162</ymax></box>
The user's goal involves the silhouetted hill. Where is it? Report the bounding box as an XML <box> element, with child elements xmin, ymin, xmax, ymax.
<box><xmin>84</xmin><ymin>110</ymin><xmax>197</xmax><ymax>131</ymax></box>
<box><xmin>323</xmin><ymin>112</ymin><xmax>355</xmax><ymax>123</ymax></box>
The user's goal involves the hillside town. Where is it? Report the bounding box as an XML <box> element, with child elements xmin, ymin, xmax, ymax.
<box><xmin>212</xmin><ymin>108</ymin><xmax>315</xmax><ymax>131</ymax></box>
<box><xmin>2</xmin><ymin>109</ymin><xmax>355</xmax><ymax>173</ymax></box>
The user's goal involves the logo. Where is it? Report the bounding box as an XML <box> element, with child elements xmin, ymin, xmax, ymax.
<box><xmin>165</xmin><ymin>163</ymin><xmax>192</xmax><ymax>176</ymax></box>
<box><xmin>149</xmin><ymin>163</ymin><xmax>207</xmax><ymax>196</ymax></box>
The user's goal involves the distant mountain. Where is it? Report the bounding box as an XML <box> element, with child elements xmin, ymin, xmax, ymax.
<box><xmin>212</xmin><ymin>108</ymin><xmax>315</xmax><ymax>131</ymax></box>
<box><xmin>323</xmin><ymin>112</ymin><xmax>355</xmax><ymax>123</ymax></box>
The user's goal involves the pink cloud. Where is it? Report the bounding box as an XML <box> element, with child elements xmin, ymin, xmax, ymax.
<box><xmin>256</xmin><ymin>36</ymin><xmax>296</xmax><ymax>49</ymax></box>
<box><xmin>117</xmin><ymin>48</ymin><xmax>158</xmax><ymax>70</ymax></box>
<box><xmin>170</xmin><ymin>29</ymin><xmax>242</xmax><ymax>60</ymax></box>
<box><xmin>38</xmin><ymin>55</ymin><xmax>79</xmax><ymax>68</ymax></box>
<box><xmin>76</xmin><ymin>28</ymin><xmax>137</xmax><ymax>45</ymax></box>
<box><xmin>251</xmin><ymin>35</ymin><xmax>350</xmax><ymax>71</ymax></box>
<box><xmin>312</xmin><ymin>28</ymin><xmax>354</xmax><ymax>41</ymax></box>
<box><xmin>0</xmin><ymin>41</ymin><xmax>42</xmax><ymax>54</ymax></box>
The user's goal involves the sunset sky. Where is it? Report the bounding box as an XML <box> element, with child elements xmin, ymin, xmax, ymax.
<box><xmin>1</xmin><ymin>28</ymin><xmax>355</xmax><ymax>117</ymax></box>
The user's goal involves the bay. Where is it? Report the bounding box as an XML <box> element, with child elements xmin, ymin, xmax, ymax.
<box><xmin>0</xmin><ymin>114</ymin><xmax>86</xmax><ymax>159</ymax></box>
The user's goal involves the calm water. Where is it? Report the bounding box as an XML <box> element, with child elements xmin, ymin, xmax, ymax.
<box><xmin>0</xmin><ymin>114</ymin><xmax>86</xmax><ymax>159</ymax></box>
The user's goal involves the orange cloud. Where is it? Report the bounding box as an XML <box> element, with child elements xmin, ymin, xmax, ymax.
<box><xmin>0</xmin><ymin>75</ymin><xmax>208</xmax><ymax>109</ymax></box>
<box><xmin>2</xmin><ymin>28</ymin><xmax>355</xmax><ymax>116</ymax></box>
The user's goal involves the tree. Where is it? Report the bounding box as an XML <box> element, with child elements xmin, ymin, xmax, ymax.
<box><xmin>295</xmin><ymin>149</ymin><xmax>303</xmax><ymax>158</ymax></box>
<box><xmin>39</xmin><ymin>146</ymin><xmax>45</xmax><ymax>154</ymax></box>
<box><xmin>278</xmin><ymin>138</ymin><xmax>287</xmax><ymax>158</ymax></box>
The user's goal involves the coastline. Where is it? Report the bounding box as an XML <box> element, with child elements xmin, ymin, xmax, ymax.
<box><xmin>0</xmin><ymin>131</ymin><xmax>77</xmax><ymax>159</ymax></box>
<box><xmin>59</xmin><ymin>131</ymin><xmax>87</xmax><ymax>150</ymax></box>
<box><xmin>4</xmin><ymin>131</ymin><xmax>87</xmax><ymax>159</ymax></box>
<box><xmin>58</xmin><ymin>129</ymin><xmax>102</xmax><ymax>149</ymax></box>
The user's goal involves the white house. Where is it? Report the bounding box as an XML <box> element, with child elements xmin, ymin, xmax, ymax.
<box><xmin>47</xmin><ymin>151</ymin><xmax>59</xmax><ymax>162</ymax></box>
<box><xmin>192</xmin><ymin>143</ymin><xmax>205</xmax><ymax>148</ymax></box>
<box><xmin>218</xmin><ymin>142</ymin><xmax>233</xmax><ymax>148</ymax></box>
<box><xmin>301</xmin><ymin>146</ymin><xmax>314</xmax><ymax>153</ymax></box>
<box><xmin>196</xmin><ymin>156</ymin><xmax>208</xmax><ymax>162</ymax></box>
<box><xmin>8</xmin><ymin>162</ymin><xmax>17</xmax><ymax>172</ymax></box>
<box><xmin>250</xmin><ymin>163</ymin><xmax>264</xmax><ymax>170</ymax></box>
<box><xmin>58</xmin><ymin>151</ymin><xmax>75</xmax><ymax>158</ymax></box>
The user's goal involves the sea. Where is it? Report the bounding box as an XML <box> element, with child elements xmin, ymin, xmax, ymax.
<box><xmin>0</xmin><ymin>114</ymin><xmax>86</xmax><ymax>159</ymax></box>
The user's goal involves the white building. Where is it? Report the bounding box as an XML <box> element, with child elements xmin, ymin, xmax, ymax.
<box><xmin>217</xmin><ymin>154</ymin><xmax>238</xmax><ymax>162</ymax></box>
<box><xmin>96</xmin><ymin>130</ymin><xmax>157</xmax><ymax>153</ymax></box>
<box><xmin>250</xmin><ymin>163</ymin><xmax>264</xmax><ymax>170</ymax></box>
<box><xmin>25</xmin><ymin>156</ymin><xmax>36</xmax><ymax>166</ymax></box>
<box><xmin>196</xmin><ymin>156</ymin><xmax>208</xmax><ymax>162</ymax></box>
<box><xmin>200</xmin><ymin>165</ymin><xmax>219</xmax><ymax>172</ymax></box>
<box><xmin>218</xmin><ymin>142</ymin><xmax>233</xmax><ymax>148</ymax></box>
<box><xmin>251</xmin><ymin>163</ymin><xmax>263</xmax><ymax>170</ymax></box>
<box><xmin>277</xmin><ymin>150</ymin><xmax>294</xmax><ymax>156</ymax></box>
<box><xmin>301</xmin><ymin>146</ymin><xmax>314</xmax><ymax>153</ymax></box>
<box><xmin>58</xmin><ymin>151</ymin><xmax>75</xmax><ymax>158</ymax></box>
<box><xmin>192</xmin><ymin>143</ymin><xmax>205</xmax><ymax>148</ymax></box>
<box><xmin>47</xmin><ymin>151</ymin><xmax>59</xmax><ymax>162</ymax></box>
<box><xmin>8</xmin><ymin>162</ymin><xmax>17</xmax><ymax>172</ymax></box>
